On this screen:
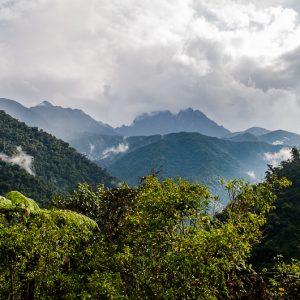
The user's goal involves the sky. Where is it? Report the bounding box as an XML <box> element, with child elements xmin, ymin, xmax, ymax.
<box><xmin>1</xmin><ymin>0</ymin><xmax>300</xmax><ymax>132</ymax></box>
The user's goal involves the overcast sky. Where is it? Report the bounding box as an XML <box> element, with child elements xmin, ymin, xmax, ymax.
<box><xmin>1</xmin><ymin>0</ymin><xmax>300</xmax><ymax>132</ymax></box>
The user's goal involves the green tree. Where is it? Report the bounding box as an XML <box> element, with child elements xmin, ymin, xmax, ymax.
<box><xmin>0</xmin><ymin>191</ymin><xmax>97</xmax><ymax>299</ymax></box>
<box><xmin>53</xmin><ymin>175</ymin><xmax>291</xmax><ymax>299</ymax></box>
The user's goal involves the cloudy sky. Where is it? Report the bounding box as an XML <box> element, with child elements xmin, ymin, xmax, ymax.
<box><xmin>1</xmin><ymin>0</ymin><xmax>300</xmax><ymax>132</ymax></box>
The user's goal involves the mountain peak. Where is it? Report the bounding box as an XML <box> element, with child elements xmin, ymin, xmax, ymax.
<box><xmin>36</xmin><ymin>101</ymin><xmax>53</xmax><ymax>107</ymax></box>
<box><xmin>244</xmin><ymin>127</ymin><xmax>270</xmax><ymax>136</ymax></box>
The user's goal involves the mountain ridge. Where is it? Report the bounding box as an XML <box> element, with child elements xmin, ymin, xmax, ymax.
<box><xmin>115</xmin><ymin>108</ymin><xmax>231</xmax><ymax>137</ymax></box>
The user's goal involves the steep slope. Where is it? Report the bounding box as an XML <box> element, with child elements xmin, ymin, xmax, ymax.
<box><xmin>0</xmin><ymin>98</ymin><xmax>117</xmax><ymax>142</ymax></box>
<box><xmin>116</xmin><ymin>108</ymin><xmax>230</xmax><ymax>137</ymax></box>
<box><xmin>0</xmin><ymin>98</ymin><xmax>48</xmax><ymax>128</ymax></box>
<box><xmin>30</xmin><ymin>101</ymin><xmax>117</xmax><ymax>141</ymax></box>
<box><xmin>251</xmin><ymin>149</ymin><xmax>300</xmax><ymax>268</ymax></box>
<box><xmin>0</xmin><ymin>160</ymin><xmax>55</xmax><ymax>205</ymax></box>
<box><xmin>70</xmin><ymin>134</ymin><xmax>162</xmax><ymax>164</ymax></box>
<box><xmin>104</xmin><ymin>132</ymin><xmax>282</xmax><ymax>189</ymax></box>
<box><xmin>0</xmin><ymin>111</ymin><xmax>116</xmax><ymax>205</ymax></box>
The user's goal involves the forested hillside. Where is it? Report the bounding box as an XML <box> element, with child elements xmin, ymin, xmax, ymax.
<box><xmin>251</xmin><ymin>148</ymin><xmax>300</xmax><ymax>268</ymax></box>
<box><xmin>105</xmin><ymin>132</ymin><xmax>282</xmax><ymax>188</ymax></box>
<box><xmin>0</xmin><ymin>160</ymin><xmax>55</xmax><ymax>203</ymax></box>
<box><xmin>0</xmin><ymin>111</ymin><xmax>116</xmax><ymax>205</ymax></box>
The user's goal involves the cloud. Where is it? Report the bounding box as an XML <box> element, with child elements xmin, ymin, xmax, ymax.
<box><xmin>89</xmin><ymin>143</ymin><xmax>95</xmax><ymax>153</ymax></box>
<box><xmin>0</xmin><ymin>146</ymin><xmax>35</xmax><ymax>175</ymax></box>
<box><xmin>246</xmin><ymin>170</ymin><xmax>257</xmax><ymax>180</ymax></box>
<box><xmin>263</xmin><ymin>147</ymin><xmax>292</xmax><ymax>166</ymax></box>
<box><xmin>0</xmin><ymin>1</ymin><xmax>300</xmax><ymax>132</ymax></box>
<box><xmin>272</xmin><ymin>140</ymin><xmax>284</xmax><ymax>145</ymax></box>
<box><xmin>101</xmin><ymin>142</ymin><xmax>129</xmax><ymax>159</ymax></box>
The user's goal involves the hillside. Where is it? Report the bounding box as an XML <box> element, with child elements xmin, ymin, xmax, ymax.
<box><xmin>251</xmin><ymin>148</ymin><xmax>300</xmax><ymax>268</ymax></box>
<box><xmin>226</xmin><ymin>127</ymin><xmax>270</xmax><ymax>138</ymax></box>
<box><xmin>0</xmin><ymin>111</ymin><xmax>116</xmax><ymax>205</ymax></box>
<box><xmin>101</xmin><ymin>133</ymin><xmax>282</xmax><ymax>192</ymax></box>
<box><xmin>226</xmin><ymin>129</ymin><xmax>300</xmax><ymax>147</ymax></box>
<box><xmin>0</xmin><ymin>160</ymin><xmax>55</xmax><ymax>204</ymax></box>
<box><xmin>115</xmin><ymin>108</ymin><xmax>230</xmax><ymax>137</ymax></box>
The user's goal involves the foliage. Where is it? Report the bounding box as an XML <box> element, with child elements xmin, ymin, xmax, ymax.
<box><xmin>0</xmin><ymin>160</ymin><xmax>55</xmax><ymax>205</ymax></box>
<box><xmin>267</xmin><ymin>256</ymin><xmax>300</xmax><ymax>299</ymax></box>
<box><xmin>0</xmin><ymin>192</ymin><xmax>98</xmax><ymax>299</ymax></box>
<box><xmin>0</xmin><ymin>174</ymin><xmax>297</xmax><ymax>299</ymax></box>
<box><xmin>251</xmin><ymin>147</ymin><xmax>300</xmax><ymax>268</ymax></box>
<box><xmin>53</xmin><ymin>175</ymin><xmax>290</xmax><ymax>299</ymax></box>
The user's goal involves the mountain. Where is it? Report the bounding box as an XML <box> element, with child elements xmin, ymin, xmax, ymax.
<box><xmin>31</xmin><ymin>101</ymin><xmax>117</xmax><ymax>140</ymax></box>
<box><xmin>115</xmin><ymin>108</ymin><xmax>231</xmax><ymax>138</ymax></box>
<box><xmin>226</xmin><ymin>129</ymin><xmax>300</xmax><ymax>147</ymax></box>
<box><xmin>0</xmin><ymin>111</ymin><xmax>116</xmax><ymax>205</ymax></box>
<box><xmin>225</xmin><ymin>127</ymin><xmax>270</xmax><ymax>138</ymax></box>
<box><xmin>85</xmin><ymin>133</ymin><xmax>283</xmax><ymax>196</ymax></box>
<box><xmin>225</xmin><ymin>132</ymin><xmax>260</xmax><ymax>143</ymax></box>
<box><xmin>0</xmin><ymin>98</ymin><xmax>117</xmax><ymax>142</ymax></box>
<box><xmin>244</xmin><ymin>127</ymin><xmax>271</xmax><ymax>136</ymax></box>
<box><xmin>251</xmin><ymin>148</ymin><xmax>300</xmax><ymax>268</ymax></box>
<box><xmin>259</xmin><ymin>130</ymin><xmax>300</xmax><ymax>146</ymax></box>
<box><xmin>70</xmin><ymin>134</ymin><xmax>162</xmax><ymax>164</ymax></box>
<box><xmin>0</xmin><ymin>98</ymin><xmax>48</xmax><ymax>128</ymax></box>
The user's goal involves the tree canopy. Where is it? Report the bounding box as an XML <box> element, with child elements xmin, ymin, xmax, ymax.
<box><xmin>1</xmin><ymin>174</ymin><xmax>298</xmax><ymax>299</ymax></box>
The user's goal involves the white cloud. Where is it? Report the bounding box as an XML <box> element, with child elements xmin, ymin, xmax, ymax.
<box><xmin>272</xmin><ymin>140</ymin><xmax>284</xmax><ymax>145</ymax></box>
<box><xmin>0</xmin><ymin>146</ymin><xmax>35</xmax><ymax>175</ymax></box>
<box><xmin>89</xmin><ymin>143</ymin><xmax>95</xmax><ymax>153</ymax></box>
<box><xmin>246</xmin><ymin>170</ymin><xmax>257</xmax><ymax>180</ymax></box>
<box><xmin>264</xmin><ymin>147</ymin><xmax>292</xmax><ymax>166</ymax></box>
<box><xmin>0</xmin><ymin>1</ymin><xmax>300</xmax><ymax>132</ymax></box>
<box><xmin>101</xmin><ymin>142</ymin><xmax>129</xmax><ymax>159</ymax></box>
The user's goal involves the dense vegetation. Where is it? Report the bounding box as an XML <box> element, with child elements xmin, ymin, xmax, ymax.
<box><xmin>0</xmin><ymin>160</ymin><xmax>55</xmax><ymax>203</ymax></box>
<box><xmin>0</xmin><ymin>111</ymin><xmax>116</xmax><ymax>205</ymax></box>
<box><xmin>1</xmin><ymin>173</ymin><xmax>299</xmax><ymax>299</ymax></box>
<box><xmin>251</xmin><ymin>148</ymin><xmax>300</xmax><ymax>268</ymax></box>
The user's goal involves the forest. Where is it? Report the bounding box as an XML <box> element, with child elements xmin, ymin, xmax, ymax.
<box><xmin>0</xmin><ymin>151</ymin><xmax>299</xmax><ymax>299</ymax></box>
<box><xmin>0</xmin><ymin>111</ymin><xmax>115</xmax><ymax>205</ymax></box>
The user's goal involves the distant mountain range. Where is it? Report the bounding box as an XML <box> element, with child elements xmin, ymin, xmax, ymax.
<box><xmin>71</xmin><ymin>132</ymin><xmax>285</xmax><ymax>200</ymax></box>
<box><xmin>225</xmin><ymin>129</ymin><xmax>300</xmax><ymax>147</ymax></box>
<box><xmin>1</xmin><ymin>97</ymin><xmax>299</xmax><ymax>199</ymax></box>
<box><xmin>115</xmin><ymin>108</ymin><xmax>230</xmax><ymax>138</ymax></box>
<box><xmin>2</xmin><ymin>98</ymin><xmax>300</xmax><ymax>148</ymax></box>
<box><xmin>0</xmin><ymin>98</ymin><xmax>116</xmax><ymax>141</ymax></box>
<box><xmin>0</xmin><ymin>98</ymin><xmax>231</xmax><ymax>139</ymax></box>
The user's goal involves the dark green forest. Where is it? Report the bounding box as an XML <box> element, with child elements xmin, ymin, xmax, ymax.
<box><xmin>0</xmin><ymin>111</ymin><xmax>115</xmax><ymax>205</ymax></box>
